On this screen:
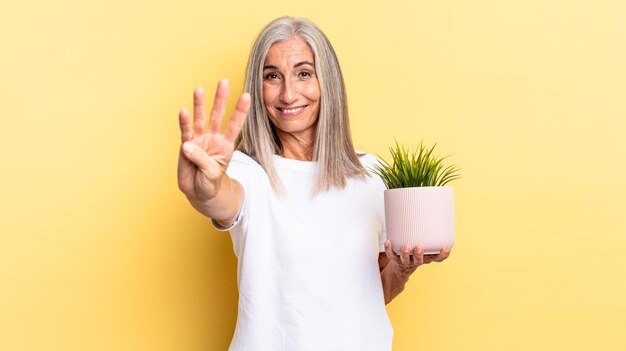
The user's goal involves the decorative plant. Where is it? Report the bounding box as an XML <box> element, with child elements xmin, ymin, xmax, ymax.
<box><xmin>372</xmin><ymin>141</ymin><xmax>461</xmax><ymax>189</ymax></box>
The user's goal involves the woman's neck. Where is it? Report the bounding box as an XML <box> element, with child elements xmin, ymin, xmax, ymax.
<box><xmin>277</xmin><ymin>130</ymin><xmax>316</xmax><ymax>161</ymax></box>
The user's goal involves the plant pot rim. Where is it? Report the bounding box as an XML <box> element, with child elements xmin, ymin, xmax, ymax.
<box><xmin>384</xmin><ymin>185</ymin><xmax>453</xmax><ymax>191</ymax></box>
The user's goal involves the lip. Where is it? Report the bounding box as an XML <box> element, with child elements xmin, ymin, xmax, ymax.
<box><xmin>276</xmin><ymin>105</ymin><xmax>308</xmax><ymax>117</ymax></box>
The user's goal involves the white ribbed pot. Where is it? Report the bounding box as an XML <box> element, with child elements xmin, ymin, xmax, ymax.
<box><xmin>384</xmin><ymin>186</ymin><xmax>455</xmax><ymax>255</ymax></box>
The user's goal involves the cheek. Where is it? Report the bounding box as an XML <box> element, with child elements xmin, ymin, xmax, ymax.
<box><xmin>303</xmin><ymin>83</ymin><xmax>321</xmax><ymax>102</ymax></box>
<box><xmin>262</xmin><ymin>85</ymin><xmax>277</xmax><ymax>106</ymax></box>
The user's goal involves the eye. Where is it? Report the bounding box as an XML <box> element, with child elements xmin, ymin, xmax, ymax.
<box><xmin>298</xmin><ymin>71</ymin><xmax>312</xmax><ymax>78</ymax></box>
<box><xmin>264</xmin><ymin>72</ymin><xmax>279</xmax><ymax>80</ymax></box>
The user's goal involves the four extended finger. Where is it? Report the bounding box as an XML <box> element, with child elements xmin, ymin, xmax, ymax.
<box><xmin>193</xmin><ymin>87</ymin><xmax>207</xmax><ymax>135</ymax></box>
<box><xmin>224</xmin><ymin>92</ymin><xmax>251</xmax><ymax>142</ymax></box>
<box><xmin>208</xmin><ymin>79</ymin><xmax>229</xmax><ymax>134</ymax></box>
<box><xmin>179</xmin><ymin>108</ymin><xmax>193</xmax><ymax>142</ymax></box>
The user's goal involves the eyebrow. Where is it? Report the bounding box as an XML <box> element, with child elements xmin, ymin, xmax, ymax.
<box><xmin>263</xmin><ymin>61</ymin><xmax>315</xmax><ymax>70</ymax></box>
<box><xmin>294</xmin><ymin>61</ymin><xmax>314</xmax><ymax>68</ymax></box>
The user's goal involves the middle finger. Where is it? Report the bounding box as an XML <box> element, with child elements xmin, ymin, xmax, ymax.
<box><xmin>400</xmin><ymin>244</ymin><xmax>412</xmax><ymax>266</ymax></box>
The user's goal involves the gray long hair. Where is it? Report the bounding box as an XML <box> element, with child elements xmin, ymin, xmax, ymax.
<box><xmin>236</xmin><ymin>17</ymin><xmax>367</xmax><ymax>193</ymax></box>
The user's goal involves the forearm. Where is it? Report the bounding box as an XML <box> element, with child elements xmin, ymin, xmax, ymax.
<box><xmin>380</xmin><ymin>260</ymin><xmax>411</xmax><ymax>304</ymax></box>
<box><xmin>188</xmin><ymin>175</ymin><xmax>244</xmax><ymax>226</ymax></box>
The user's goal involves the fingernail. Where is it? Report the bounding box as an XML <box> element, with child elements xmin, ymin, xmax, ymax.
<box><xmin>385</xmin><ymin>241</ymin><xmax>390</xmax><ymax>248</ymax></box>
<box><xmin>183</xmin><ymin>142</ymin><xmax>194</xmax><ymax>154</ymax></box>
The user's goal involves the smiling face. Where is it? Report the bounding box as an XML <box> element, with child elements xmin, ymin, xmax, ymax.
<box><xmin>262</xmin><ymin>36</ymin><xmax>321</xmax><ymax>147</ymax></box>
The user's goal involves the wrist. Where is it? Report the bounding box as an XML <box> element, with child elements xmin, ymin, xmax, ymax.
<box><xmin>187</xmin><ymin>176</ymin><xmax>241</xmax><ymax>224</ymax></box>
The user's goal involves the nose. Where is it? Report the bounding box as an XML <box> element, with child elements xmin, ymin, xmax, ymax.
<box><xmin>279</xmin><ymin>77</ymin><xmax>297</xmax><ymax>105</ymax></box>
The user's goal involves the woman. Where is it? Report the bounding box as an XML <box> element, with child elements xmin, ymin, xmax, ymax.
<box><xmin>177</xmin><ymin>17</ymin><xmax>451</xmax><ymax>351</ymax></box>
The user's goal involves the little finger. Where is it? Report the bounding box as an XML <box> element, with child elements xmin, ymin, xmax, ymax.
<box><xmin>434</xmin><ymin>246</ymin><xmax>451</xmax><ymax>263</ymax></box>
<box><xmin>424</xmin><ymin>246</ymin><xmax>451</xmax><ymax>264</ymax></box>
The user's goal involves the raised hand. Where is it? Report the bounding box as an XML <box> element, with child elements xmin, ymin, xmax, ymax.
<box><xmin>177</xmin><ymin>79</ymin><xmax>251</xmax><ymax>205</ymax></box>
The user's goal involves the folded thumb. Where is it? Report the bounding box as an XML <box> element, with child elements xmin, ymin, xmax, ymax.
<box><xmin>182</xmin><ymin>142</ymin><xmax>211</xmax><ymax>171</ymax></box>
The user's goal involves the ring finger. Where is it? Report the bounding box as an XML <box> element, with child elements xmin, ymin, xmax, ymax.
<box><xmin>412</xmin><ymin>245</ymin><xmax>425</xmax><ymax>267</ymax></box>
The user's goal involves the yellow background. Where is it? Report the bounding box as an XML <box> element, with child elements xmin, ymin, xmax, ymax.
<box><xmin>1</xmin><ymin>0</ymin><xmax>625</xmax><ymax>349</ymax></box>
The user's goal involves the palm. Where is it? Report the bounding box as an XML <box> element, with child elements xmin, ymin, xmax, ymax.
<box><xmin>177</xmin><ymin>80</ymin><xmax>251</xmax><ymax>202</ymax></box>
<box><xmin>179</xmin><ymin>133</ymin><xmax>232</xmax><ymax>200</ymax></box>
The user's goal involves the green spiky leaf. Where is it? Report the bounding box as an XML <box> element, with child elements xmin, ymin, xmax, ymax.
<box><xmin>371</xmin><ymin>140</ymin><xmax>461</xmax><ymax>189</ymax></box>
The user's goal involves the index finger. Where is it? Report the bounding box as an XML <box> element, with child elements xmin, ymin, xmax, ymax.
<box><xmin>193</xmin><ymin>87</ymin><xmax>207</xmax><ymax>135</ymax></box>
<box><xmin>384</xmin><ymin>240</ymin><xmax>400</xmax><ymax>263</ymax></box>
<box><xmin>223</xmin><ymin>92</ymin><xmax>251</xmax><ymax>142</ymax></box>
<box><xmin>179</xmin><ymin>108</ymin><xmax>192</xmax><ymax>142</ymax></box>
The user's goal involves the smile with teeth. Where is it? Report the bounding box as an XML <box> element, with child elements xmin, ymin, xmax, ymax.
<box><xmin>277</xmin><ymin>105</ymin><xmax>307</xmax><ymax>115</ymax></box>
